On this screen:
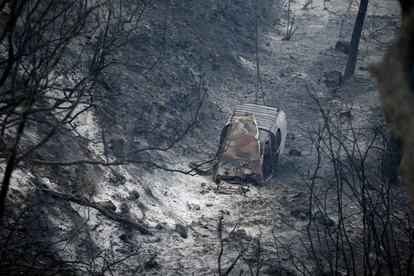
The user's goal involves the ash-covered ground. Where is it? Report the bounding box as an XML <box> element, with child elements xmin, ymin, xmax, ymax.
<box><xmin>1</xmin><ymin>0</ymin><xmax>409</xmax><ymax>275</ymax></box>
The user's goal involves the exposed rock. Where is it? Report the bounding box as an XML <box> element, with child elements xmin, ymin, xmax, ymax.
<box><xmin>289</xmin><ymin>148</ymin><xmax>302</xmax><ymax>157</ymax></box>
<box><xmin>120</xmin><ymin>202</ymin><xmax>130</xmax><ymax>214</ymax></box>
<box><xmin>156</xmin><ymin>223</ymin><xmax>167</xmax><ymax>230</ymax></box>
<box><xmin>144</xmin><ymin>256</ymin><xmax>160</xmax><ymax>270</ymax></box>
<box><xmin>240</xmin><ymin>185</ymin><xmax>250</xmax><ymax>195</ymax></box>
<box><xmin>175</xmin><ymin>223</ymin><xmax>188</xmax><ymax>239</ymax></box>
<box><xmin>98</xmin><ymin>200</ymin><xmax>116</xmax><ymax>212</ymax></box>
<box><xmin>324</xmin><ymin>70</ymin><xmax>342</xmax><ymax>88</ymax></box>
<box><xmin>335</xmin><ymin>40</ymin><xmax>350</xmax><ymax>54</ymax></box>
<box><xmin>313</xmin><ymin>210</ymin><xmax>335</xmax><ymax>227</ymax></box>
<box><xmin>230</xmin><ymin>228</ymin><xmax>252</xmax><ymax>242</ymax></box>
<box><xmin>286</xmin><ymin>132</ymin><xmax>296</xmax><ymax>140</ymax></box>
<box><xmin>128</xmin><ymin>190</ymin><xmax>140</xmax><ymax>200</ymax></box>
<box><xmin>137</xmin><ymin>202</ymin><xmax>148</xmax><ymax>214</ymax></box>
<box><xmin>200</xmin><ymin>189</ymin><xmax>210</xmax><ymax>195</ymax></box>
<box><xmin>119</xmin><ymin>233</ymin><xmax>130</xmax><ymax>243</ymax></box>
<box><xmin>206</xmin><ymin>203</ymin><xmax>213</xmax><ymax>207</ymax></box>
<box><xmin>144</xmin><ymin>187</ymin><xmax>157</xmax><ymax>199</ymax></box>
<box><xmin>110</xmin><ymin>170</ymin><xmax>126</xmax><ymax>186</ymax></box>
<box><xmin>290</xmin><ymin>207</ymin><xmax>309</xmax><ymax>220</ymax></box>
<box><xmin>187</xmin><ymin>203</ymin><xmax>201</xmax><ymax>211</ymax></box>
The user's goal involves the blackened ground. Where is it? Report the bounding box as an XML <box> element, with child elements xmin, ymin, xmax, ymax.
<box><xmin>1</xmin><ymin>0</ymin><xmax>404</xmax><ymax>275</ymax></box>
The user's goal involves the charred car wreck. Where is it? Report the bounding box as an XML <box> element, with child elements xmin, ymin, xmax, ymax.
<box><xmin>213</xmin><ymin>103</ymin><xmax>287</xmax><ymax>185</ymax></box>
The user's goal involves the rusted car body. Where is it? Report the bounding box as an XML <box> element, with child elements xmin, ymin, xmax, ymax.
<box><xmin>213</xmin><ymin>103</ymin><xmax>287</xmax><ymax>185</ymax></box>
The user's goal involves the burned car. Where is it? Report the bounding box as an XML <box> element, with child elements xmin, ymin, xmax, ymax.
<box><xmin>213</xmin><ymin>103</ymin><xmax>287</xmax><ymax>185</ymax></box>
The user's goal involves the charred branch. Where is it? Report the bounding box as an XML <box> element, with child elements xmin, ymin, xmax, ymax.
<box><xmin>42</xmin><ymin>188</ymin><xmax>153</xmax><ymax>235</ymax></box>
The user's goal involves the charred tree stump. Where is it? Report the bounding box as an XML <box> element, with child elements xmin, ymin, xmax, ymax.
<box><xmin>343</xmin><ymin>0</ymin><xmax>369</xmax><ymax>80</ymax></box>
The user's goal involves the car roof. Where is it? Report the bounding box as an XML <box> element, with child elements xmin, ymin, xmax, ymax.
<box><xmin>233</xmin><ymin>103</ymin><xmax>280</xmax><ymax>132</ymax></box>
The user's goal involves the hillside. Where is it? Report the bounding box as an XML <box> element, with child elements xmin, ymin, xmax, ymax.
<box><xmin>0</xmin><ymin>0</ymin><xmax>411</xmax><ymax>275</ymax></box>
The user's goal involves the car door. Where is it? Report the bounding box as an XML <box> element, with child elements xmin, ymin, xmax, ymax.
<box><xmin>260</xmin><ymin>130</ymin><xmax>273</xmax><ymax>181</ymax></box>
<box><xmin>270</xmin><ymin>130</ymin><xmax>281</xmax><ymax>175</ymax></box>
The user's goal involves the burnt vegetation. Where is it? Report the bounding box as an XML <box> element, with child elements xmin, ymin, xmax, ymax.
<box><xmin>0</xmin><ymin>0</ymin><xmax>205</xmax><ymax>273</ymax></box>
<box><xmin>0</xmin><ymin>0</ymin><xmax>413</xmax><ymax>275</ymax></box>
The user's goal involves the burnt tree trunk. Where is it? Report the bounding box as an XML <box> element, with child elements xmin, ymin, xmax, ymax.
<box><xmin>371</xmin><ymin>1</ymin><xmax>414</xmax><ymax>201</ymax></box>
<box><xmin>343</xmin><ymin>0</ymin><xmax>369</xmax><ymax>80</ymax></box>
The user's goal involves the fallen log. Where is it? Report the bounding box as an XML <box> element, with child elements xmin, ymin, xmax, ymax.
<box><xmin>42</xmin><ymin>189</ymin><xmax>153</xmax><ymax>235</ymax></box>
